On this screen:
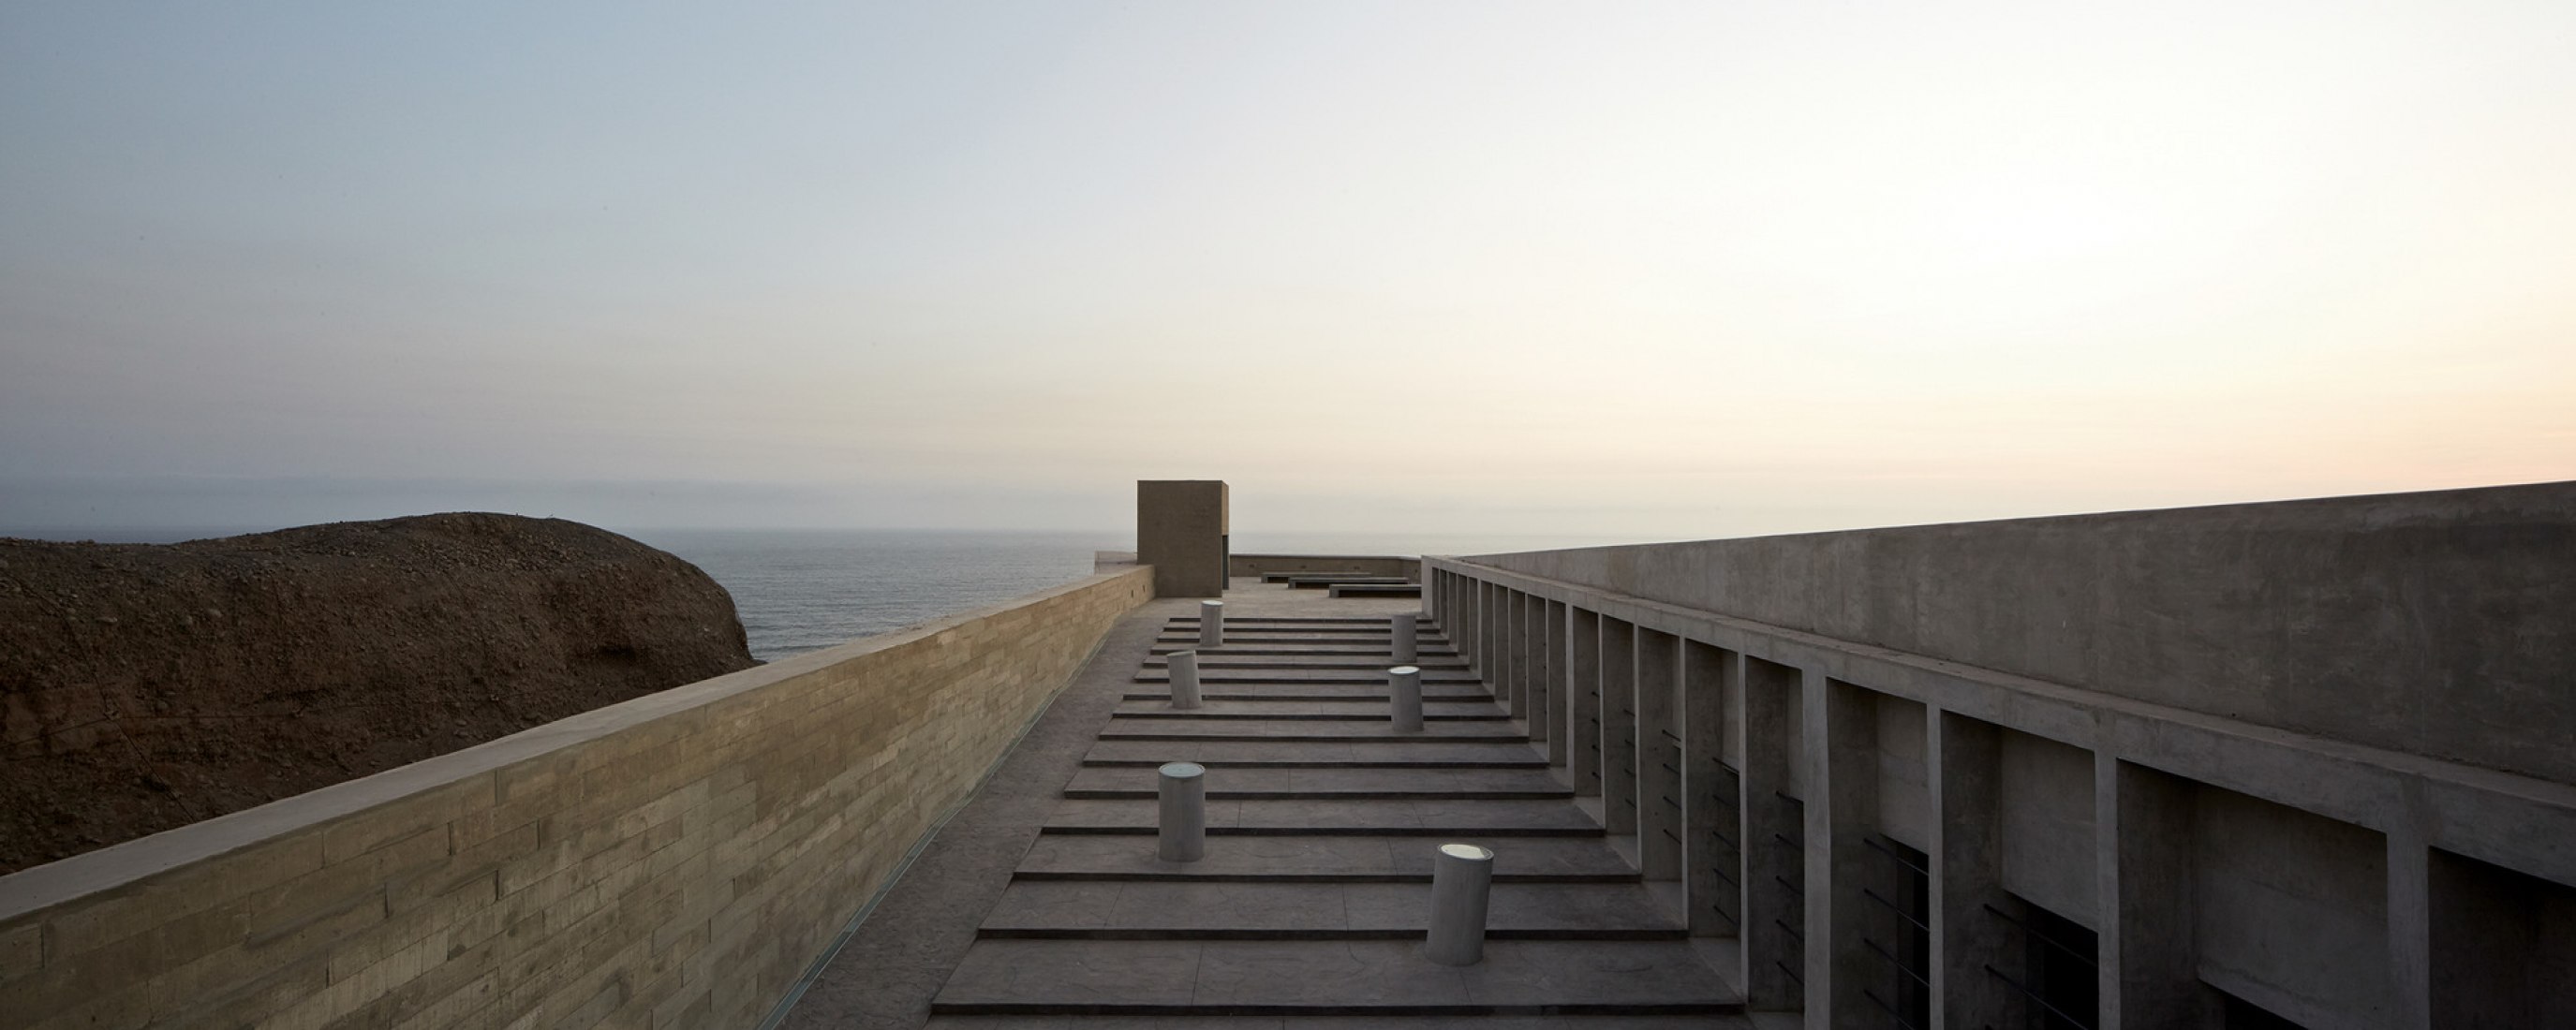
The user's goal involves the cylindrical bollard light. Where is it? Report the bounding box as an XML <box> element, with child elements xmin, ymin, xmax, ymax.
<box><xmin>1158</xmin><ymin>761</ymin><xmax>1207</xmax><ymax>861</ymax></box>
<box><xmin>1389</xmin><ymin>665</ymin><xmax>1424</xmax><ymax>733</ymax></box>
<box><xmin>1391</xmin><ymin>612</ymin><xmax>1418</xmax><ymax>664</ymax></box>
<box><xmin>1199</xmin><ymin>599</ymin><xmax>1224</xmax><ymax>649</ymax></box>
<box><xmin>1167</xmin><ymin>649</ymin><xmax>1204</xmax><ymax>710</ymax></box>
<box><xmin>1427</xmin><ymin>843</ymin><xmax>1496</xmax><ymax>965</ymax></box>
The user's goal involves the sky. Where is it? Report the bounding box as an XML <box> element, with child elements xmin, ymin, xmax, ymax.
<box><xmin>5</xmin><ymin>1</ymin><xmax>2571</xmax><ymax>542</ymax></box>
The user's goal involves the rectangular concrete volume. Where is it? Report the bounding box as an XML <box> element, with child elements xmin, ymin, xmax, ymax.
<box><xmin>927</xmin><ymin>583</ymin><xmax>1744</xmax><ymax>1020</ymax></box>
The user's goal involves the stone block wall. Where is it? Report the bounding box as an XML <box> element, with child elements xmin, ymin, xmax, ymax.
<box><xmin>0</xmin><ymin>565</ymin><xmax>1153</xmax><ymax>1030</ymax></box>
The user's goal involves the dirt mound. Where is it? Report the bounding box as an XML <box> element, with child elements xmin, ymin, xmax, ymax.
<box><xmin>0</xmin><ymin>513</ymin><xmax>756</xmax><ymax>875</ymax></box>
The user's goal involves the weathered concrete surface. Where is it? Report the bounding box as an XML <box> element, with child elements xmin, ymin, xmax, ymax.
<box><xmin>0</xmin><ymin>566</ymin><xmax>1151</xmax><ymax>1030</ymax></box>
<box><xmin>1471</xmin><ymin>482</ymin><xmax>2576</xmax><ymax>785</ymax></box>
<box><xmin>1139</xmin><ymin>480</ymin><xmax>1230</xmax><ymax>597</ymax></box>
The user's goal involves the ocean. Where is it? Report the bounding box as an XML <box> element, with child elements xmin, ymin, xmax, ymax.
<box><xmin>8</xmin><ymin>524</ymin><xmax>1627</xmax><ymax>663</ymax></box>
<box><xmin>637</xmin><ymin>529</ymin><xmax>1624</xmax><ymax>661</ymax></box>
<box><xmin>631</xmin><ymin>529</ymin><xmax>1121</xmax><ymax>661</ymax></box>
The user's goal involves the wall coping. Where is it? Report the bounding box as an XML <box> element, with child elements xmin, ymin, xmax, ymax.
<box><xmin>0</xmin><ymin>565</ymin><xmax>1153</xmax><ymax>926</ymax></box>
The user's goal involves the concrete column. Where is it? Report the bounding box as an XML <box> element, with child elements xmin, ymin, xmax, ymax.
<box><xmin>1566</xmin><ymin>608</ymin><xmax>1602</xmax><ymax>797</ymax></box>
<box><xmin>1424</xmin><ymin>569</ymin><xmax>1441</xmax><ymax>622</ymax></box>
<box><xmin>1520</xmin><ymin>591</ymin><xmax>1543</xmax><ymax>718</ymax></box>
<box><xmin>1599</xmin><ymin>617</ymin><xmax>1639</xmax><ymax>836</ymax></box>
<box><xmin>1543</xmin><ymin>600</ymin><xmax>1569</xmax><ymax>765</ymax></box>
<box><xmin>1501</xmin><ymin>591</ymin><xmax>1526</xmax><ymax>716</ymax></box>
<box><xmin>1392</xmin><ymin>612</ymin><xmax>1418</xmax><ymax>665</ymax></box>
<box><xmin>1681</xmin><ymin>640</ymin><xmax>1740</xmax><ymax>937</ymax></box>
<box><xmin>1427</xmin><ymin>843</ymin><xmax>1496</xmax><ymax>965</ymax></box>
<box><xmin>1480</xmin><ymin>581</ymin><xmax>1500</xmax><ymax>684</ymax></box>
<box><xmin>2385</xmin><ymin>789</ymin><xmax>2433</xmax><ymax>1030</ymax></box>
<box><xmin>1804</xmin><ymin>671</ymin><xmax>1878</xmax><ymax>1027</ymax></box>
<box><xmin>1167</xmin><ymin>650</ymin><xmax>1204</xmax><ymax>710</ymax></box>
<box><xmin>1636</xmin><ymin>628</ymin><xmax>1683</xmax><ymax>881</ymax></box>
<box><xmin>1451</xmin><ymin>578</ymin><xmax>1473</xmax><ymax>672</ymax></box>
<box><xmin>1390</xmin><ymin>665</ymin><xmax>1424</xmax><ymax>734</ymax></box>
<box><xmin>1199</xmin><ymin>600</ymin><xmax>1224</xmax><ymax>649</ymax></box>
<box><xmin>1739</xmin><ymin>655</ymin><xmax>1804</xmax><ymax>1010</ymax></box>
<box><xmin>2096</xmin><ymin>755</ymin><xmax>2217</xmax><ymax>1028</ymax></box>
<box><xmin>1931</xmin><ymin>710</ymin><xmax>2021</xmax><ymax>1029</ymax></box>
<box><xmin>1159</xmin><ymin>762</ymin><xmax>1207</xmax><ymax>861</ymax></box>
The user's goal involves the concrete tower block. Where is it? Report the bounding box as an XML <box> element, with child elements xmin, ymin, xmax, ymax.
<box><xmin>1137</xmin><ymin>479</ymin><xmax>1229</xmax><ymax>597</ymax></box>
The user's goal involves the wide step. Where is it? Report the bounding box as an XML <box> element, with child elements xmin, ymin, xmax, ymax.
<box><xmin>1044</xmin><ymin>797</ymin><xmax>1603</xmax><ymax>834</ymax></box>
<box><xmin>1013</xmin><ymin>833</ymin><xmax>1643</xmax><ymax>882</ymax></box>
<box><xmin>980</xmin><ymin>880</ymin><xmax>1682</xmax><ymax>938</ymax></box>
<box><xmin>927</xmin><ymin>938</ymin><xmax>1742</xmax><ymax>1016</ymax></box>
<box><xmin>1061</xmin><ymin>765</ymin><xmax>1571</xmax><ymax>799</ymax></box>
<box><xmin>1082</xmin><ymin>739</ymin><xmax>1548</xmax><ymax>767</ymax></box>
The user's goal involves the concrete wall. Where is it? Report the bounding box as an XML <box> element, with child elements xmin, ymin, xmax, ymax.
<box><xmin>1426</xmin><ymin>481</ymin><xmax>2576</xmax><ymax>1029</ymax></box>
<box><xmin>1227</xmin><ymin>553</ymin><xmax>1419</xmax><ymax>580</ymax></box>
<box><xmin>2193</xmin><ymin>787</ymin><xmax>2391</xmax><ymax>1026</ymax></box>
<box><xmin>0</xmin><ymin>566</ymin><xmax>1153</xmax><ymax>1030</ymax></box>
<box><xmin>1998</xmin><ymin>730</ymin><xmax>2096</xmax><ymax>926</ymax></box>
<box><xmin>1468</xmin><ymin>481</ymin><xmax>2576</xmax><ymax>785</ymax></box>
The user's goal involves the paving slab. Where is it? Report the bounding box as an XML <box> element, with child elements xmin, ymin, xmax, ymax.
<box><xmin>1164</xmin><ymin>616</ymin><xmax>1420</xmax><ymax>625</ymax></box>
<box><xmin>1062</xmin><ymin>766</ymin><xmax>1570</xmax><ymax>800</ymax></box>
<box><xmin>1134</xmin><ymin>670</ymin><xmax>1484</xmax><ymax>685</ymax></box>
<box><xmin>1099</xmin><ymin>722</ymin><xmax>1523</xmax><ymax>742</ymax></box>
<box><xmin>1148</xmin><ymin>647</ymin><xmax>1461</xmax><ymax>658</ymax></box>
<box><xmin>1044</xmin><ymin>798</ymin><xmax>1603</xmax><ymax>834</ymax></box>
<box><xmin>1159</xmin><ymin>628</ymin><xmax>1422</xmax><ymax>643</ymax></box>
<box><xmin>930</xmin><ymin>940</ymin><xmax>1740</xmax><ymax>1015</ymax></box>
<box><xmin>1011</xmin><ymin>834</ymin><xmax>1639</xmax><ymax>883</ymax></box>
<box><xmin>980</xmin><ymin>881</ymin><xmax>1681</xmax><ymax>938</ymax></box>
<box><xmin>927</xmin><ymin>1016</ymin><xmax>1753</xmax><ymax>1029</ymax></box>
<box><xmin>1081</xmin><ymin>740</ymin><xmax>1548</xmax><ymax>768</ymax></box>
<box><xmin>1109</xmin><ymin>700</ymin><xmax>1504</xmax><ymax>720</ymax></box>
<box><xmin>1123</xmin><ymin>688</ymin><xmax>1494</xmax><ymax>704</ymax></box>
<box><xmin>1141</xmin><ymin>656</ymin><xmax>1470</xmax><ymax>670</ymax></box>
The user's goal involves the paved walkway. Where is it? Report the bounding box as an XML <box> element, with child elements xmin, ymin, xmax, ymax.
<box><xmin>783</xmin><ymin>579</ymin><xmax>1746</xmax><ymax>1029</ymax></box>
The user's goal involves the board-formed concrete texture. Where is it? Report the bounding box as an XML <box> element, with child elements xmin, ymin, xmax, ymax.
<box><xmin>1430</xmin><ymin>480</ymin><xmax>2576</xmax><ymax>1029</ymax></box>
<box><xmin>0</xmin><ymin>566</ymin><xmax>1153</xmax><ymax>1030</ymax></box>
<box><xmin>1139</xmin><ymin>479</ymin><xmax>1230</xmax><ymax>597</ymax></box>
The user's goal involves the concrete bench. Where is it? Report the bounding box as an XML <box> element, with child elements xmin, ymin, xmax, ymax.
<box><xmin>1260</xmin><ymin>570</ymin><xmax>1368</xmax><ymax>583</ymax></box>
<box><xmin>1328</xmin><ymin>582</ymin><xmax>1422</xmax><ymax>598</ymax></box>
<box><xmin>1288</xmin><ymin>575</ymin><xmax>1411</xmax><ymax>590</ymax></box>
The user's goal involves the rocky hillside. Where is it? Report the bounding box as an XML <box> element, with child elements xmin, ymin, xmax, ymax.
<box><xmin>0</xmin><ymin>513</ymin><xmax>756</xmax><ymax>874</ymax></box>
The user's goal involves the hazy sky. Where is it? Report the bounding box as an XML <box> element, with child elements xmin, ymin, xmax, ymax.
<box><xmin>6</xmin><ymin>2</ymin><xmax>2571</xmax><ymax>539</ymax></box>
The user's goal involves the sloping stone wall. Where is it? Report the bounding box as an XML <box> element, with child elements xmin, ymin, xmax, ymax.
<box><xmin>0</xmin><ymin>565</ymin><xmax>1153</xmax><ymax>1030</ymax></box>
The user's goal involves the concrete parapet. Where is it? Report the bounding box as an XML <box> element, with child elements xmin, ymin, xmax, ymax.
<box><xmin>1427</xmin><ymin>481</ymin><xmax>2576</xmax><ymax>1029</ymax></box>
<box><xmin>1466</xmin><ymin>481</ymin><xmax>2576</xmax><ymax>786</ymax></box>
<box><xmin>0</xmin><ymin>565</ymin><xmax>1154</xmax><ymax>1030</ymax></box>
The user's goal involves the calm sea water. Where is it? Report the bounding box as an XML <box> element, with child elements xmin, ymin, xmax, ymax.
<box><xmin>639</xmin><ymin>529</ymin><xmax>1622</xmax><ymax>662</ymax></box>
<box><xmin>631</xmin><ymin>530</ymin><xmax>1123</xmax><ymax>661</ymax></box>
<box><xmin>7</xmin><ymin>524</ymin><xmax>1627</xmax><ymax>664</ymax></box>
